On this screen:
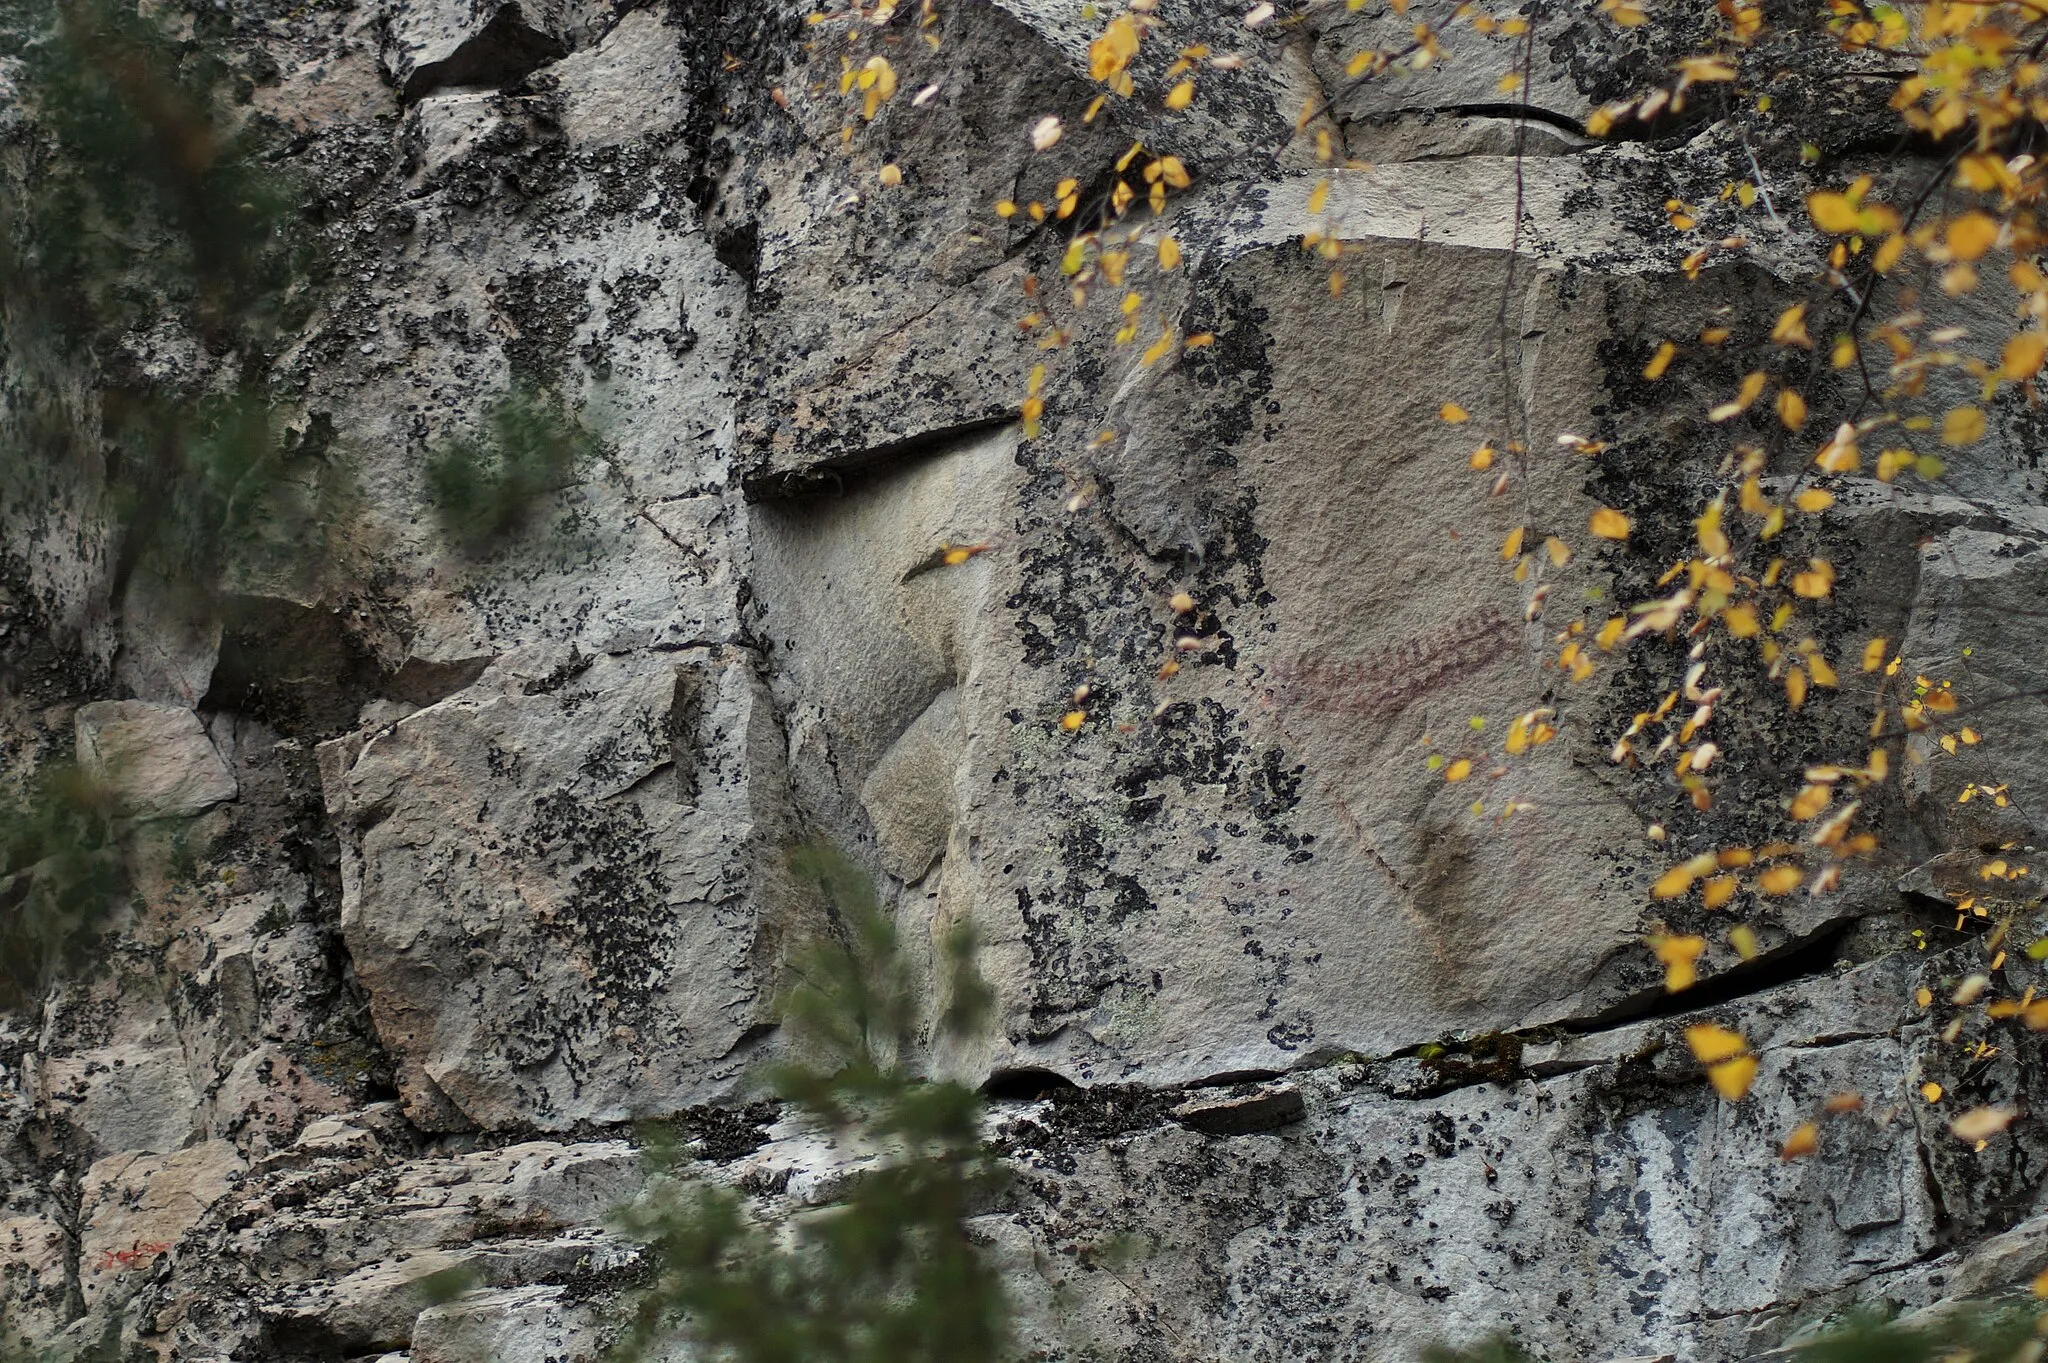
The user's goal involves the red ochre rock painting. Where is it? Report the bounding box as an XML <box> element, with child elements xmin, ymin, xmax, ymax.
<box><xmin>1264</xmin><ymin>610</ymin><xmax>1517</xmax><ymax>720</ymax></box>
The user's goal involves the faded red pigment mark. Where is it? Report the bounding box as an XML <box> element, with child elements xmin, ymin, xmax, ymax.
<box><xmin>1265</xmin><ymin>610</ymin><xmax>1515</xmax><ymax>718</ymax></box>
<box><xmin>94</xmin><ymin>1241</ymin><xmax>171</xmax><ymax>1272</ymax></box>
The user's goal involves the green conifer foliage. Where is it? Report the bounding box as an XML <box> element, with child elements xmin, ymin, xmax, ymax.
<box><xmin>424</xmin><ymin>388</ymin><xmax>599</xmax><ymax>553</ymax></box>
<box><xmin>614</xmin><ymin>843</ymin><xmax>1008</xmax><ymax>1363</ymax></box>
<box><xmin>1</xmin><ymin>0</ymin><xmax>320</xmax><ymax>595</ymax></box>
<box><xmin>0</xmin><ymin>761</ymin><xmax>124</xmax><ymax>1010</ymax></box>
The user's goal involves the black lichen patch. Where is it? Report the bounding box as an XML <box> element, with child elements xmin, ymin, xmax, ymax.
<box><xmin>1417</xmin><ymin>1031</ymin><xmax>1526</xmax><ymax>1094</ymax></box>
<box><xmin>576</xmin><ymin>698</ymin><xmax>669</xmax><ymax>794</ymax></box>
<box><xmin>525</xmin><ymin>792</ymin><xmax>678</xmax><ymax>1028</ymax></box>
<box><xmin>493</xmin><ymin>264</ymin><xmax>591</xmax><ymax>391</ymax></box>
<box><xmin>645</xmin><ymin>1099</ymin><xmax>781</xmax><ymax>1163</ymax></box>
<box><xmin>0</xmin><ymin>546</ymin><xmax>110</xmax><ymax>710</ymax></box>
<box><xmin>998</xmin><ymin>1082</ymin><xmax>1182</xmax><ymax>1152</ymax></box>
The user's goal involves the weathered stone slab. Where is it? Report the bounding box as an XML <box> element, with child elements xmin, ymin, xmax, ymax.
<box><xmin>322</xmin><ymin>650</ymin><xmax>790</xmax><ymax>1129</ymax></box>
<box><xmin>77</xmin><ymin>1142</ymin><xmax>245</xmax><ymax>1312</ymax></box>
<box><xmin>75</xmin><ymin>700</ymin><xmax>236</xmax><ymax>819</ymax></box>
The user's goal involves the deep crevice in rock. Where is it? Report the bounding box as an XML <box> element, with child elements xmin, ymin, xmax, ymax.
<box><xmin>401</xmin><ymin>4</ymin><xmax>569</xmax><ymax>101</ymax></box>
<box><xmin>1361</xmin><ymin>101</ymin><xmax>1592</xmax><ymax>141</ymax></box>
<box><xmin>1557</xmin><ymin>915</ymin><xmax>1862</xmax><ymax>1036</ymax></box>
<box><xmin>980</xmin><ymin>1066</ymin><xmax>1080</xmax><ymax>1101</ymax></box>
<box><xmin>742</xmin><ymin>413</ymin><xmax>1014</xmax><ymax>501</ymax></box>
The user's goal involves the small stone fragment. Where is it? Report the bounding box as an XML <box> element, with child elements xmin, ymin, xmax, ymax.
<box><xmin>75</xmin><ymin>700</ymin><xmax>237</xmax><ymax>820</ymax></box>
<box><xmin>1170</xmin><ymin>1083</ymin><xmax>1305</xmax><ymax>1136</ymax></box>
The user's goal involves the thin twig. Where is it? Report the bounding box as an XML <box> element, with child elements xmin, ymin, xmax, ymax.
<box><xmin>1740</xmin><ymin>132</ymin><xmax>1786</xmax><ymax>231</ymax></box>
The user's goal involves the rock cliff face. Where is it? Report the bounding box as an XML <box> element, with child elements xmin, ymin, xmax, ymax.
<box><xmin>6</xmin><ymin>0</ymin><xmax>2048</xmax><ymax>1359</ymax></box>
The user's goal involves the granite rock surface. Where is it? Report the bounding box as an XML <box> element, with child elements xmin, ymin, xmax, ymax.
<box><xmin>4</xmin><ymin>0</ymin><xmax>2048</xmax><ymax>1359</ymax></box>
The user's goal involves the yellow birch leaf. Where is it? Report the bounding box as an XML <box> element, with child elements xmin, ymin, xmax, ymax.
<box><xmin>2002</xmin><ymin>331</ymin><xmax>2047</xmax><ymax>381</ymax></box>
<box><xmin>1791</xmin><ymin>559</ymin><xmax>1835</xmax><ymax>598</ymax></box>
<box><xmin>1089</xmin><ymin>15</ymin><xmax>1141</xmax><ymax>80</ymax></box>
<box><xmin>1440</xmin><ymin>401</ymin><xmax>1469</xmax><ymax>423</ymax></box>
<box><xmin>1942</xmin><ymin>406</ymin><xmax>1986</xmax><ymax>445</ymax></box>
<box><xmin>1710</xmin><ymin>371</ymin><xmax>1769</xmax><ymax>421</ymax></box>
<box><xmin>1444</xmin><ymin>758</ymin><xmax>1473</xmax><ymax>782</ymax></box>
<box><xmin>1757</xmin><ymin>863</ymin><xmax>1803</xmax><ymax>894</ymax></box>
<box><xmin>1776</xmin><ymin>390</ymin><xmax>1807</xmax><ymax>430</ymax></box>
<box><xmin>1685</xmin><ymin>1022</ymin><xmax>1747</xmax><ymax>1064</ymax></box>
<box><xmin>1652</xmin><ymin>852</ymin><xmax>1717</xmax><ymax>899</ymax></box>
<box><xmin>1501</xmin><ymin>526</ymin><xmax>1526</xmax><ymax>560</ymax></box>
<box><xmin>1945</xmin><ymin>211</ymin><xmax>1999</xmax><ymax>262</ymax></box>
<box><xmin>1643</xmin><ymin>340</ymin><xmax>1677</xmax><ymax>380</ymax></box>
<box><xmin>1815</xmin><ymin>422</ymin><xmax>1859</xmax><ymax>472</ymax></box>
<box><xmin>1794</xmin><ymin>488</ymin><xmax>1833</xmax><ymax>512</ymax></box>
<box><xmin>1164</xmin><ymin>78</ymin><xmax>1195</xmax><ymax>109</ymax></box>
<box><xmin>1649</xmin><ymin>865</ymin><xmax>1694</xmax><ymax>899</ymax></box>
<box><xmin>1590</xmin><ymin>507</ymin><xmax>1632</xmax><ymax>540</ymax></box>
<box><xmin>1653</xmin><ymin>934</ymin><xmax>1706</xmax><ymax>991</ymax></box>
<box><xmin>1158</xmin><ymin>236</ymin><xmax>1182</xmax><ymax>271</ymax></box>
<box><xmin>1707</xmin><ymin>1055</ymin><xmax>1758</xmax><ymax>1101</ymax></box>
<box><xmin>1771</xmin><ymin>304</ymin><xmax>1812</xmax><ymax>348</ymax></box>
<box><xmin>1780</xmin><ymin>1122</ymin><xmax>1820</xmax><ymax>1158</ymax></box>
<box><xmin>1695</xmin><ymin>498</ymin><xmax>1728</xmax><ymax>556</ymax></box>
<box><xmin>1807</xmin><ymin>191</ymin><xmax>1860</xmax><ymax>234</ymax></box>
